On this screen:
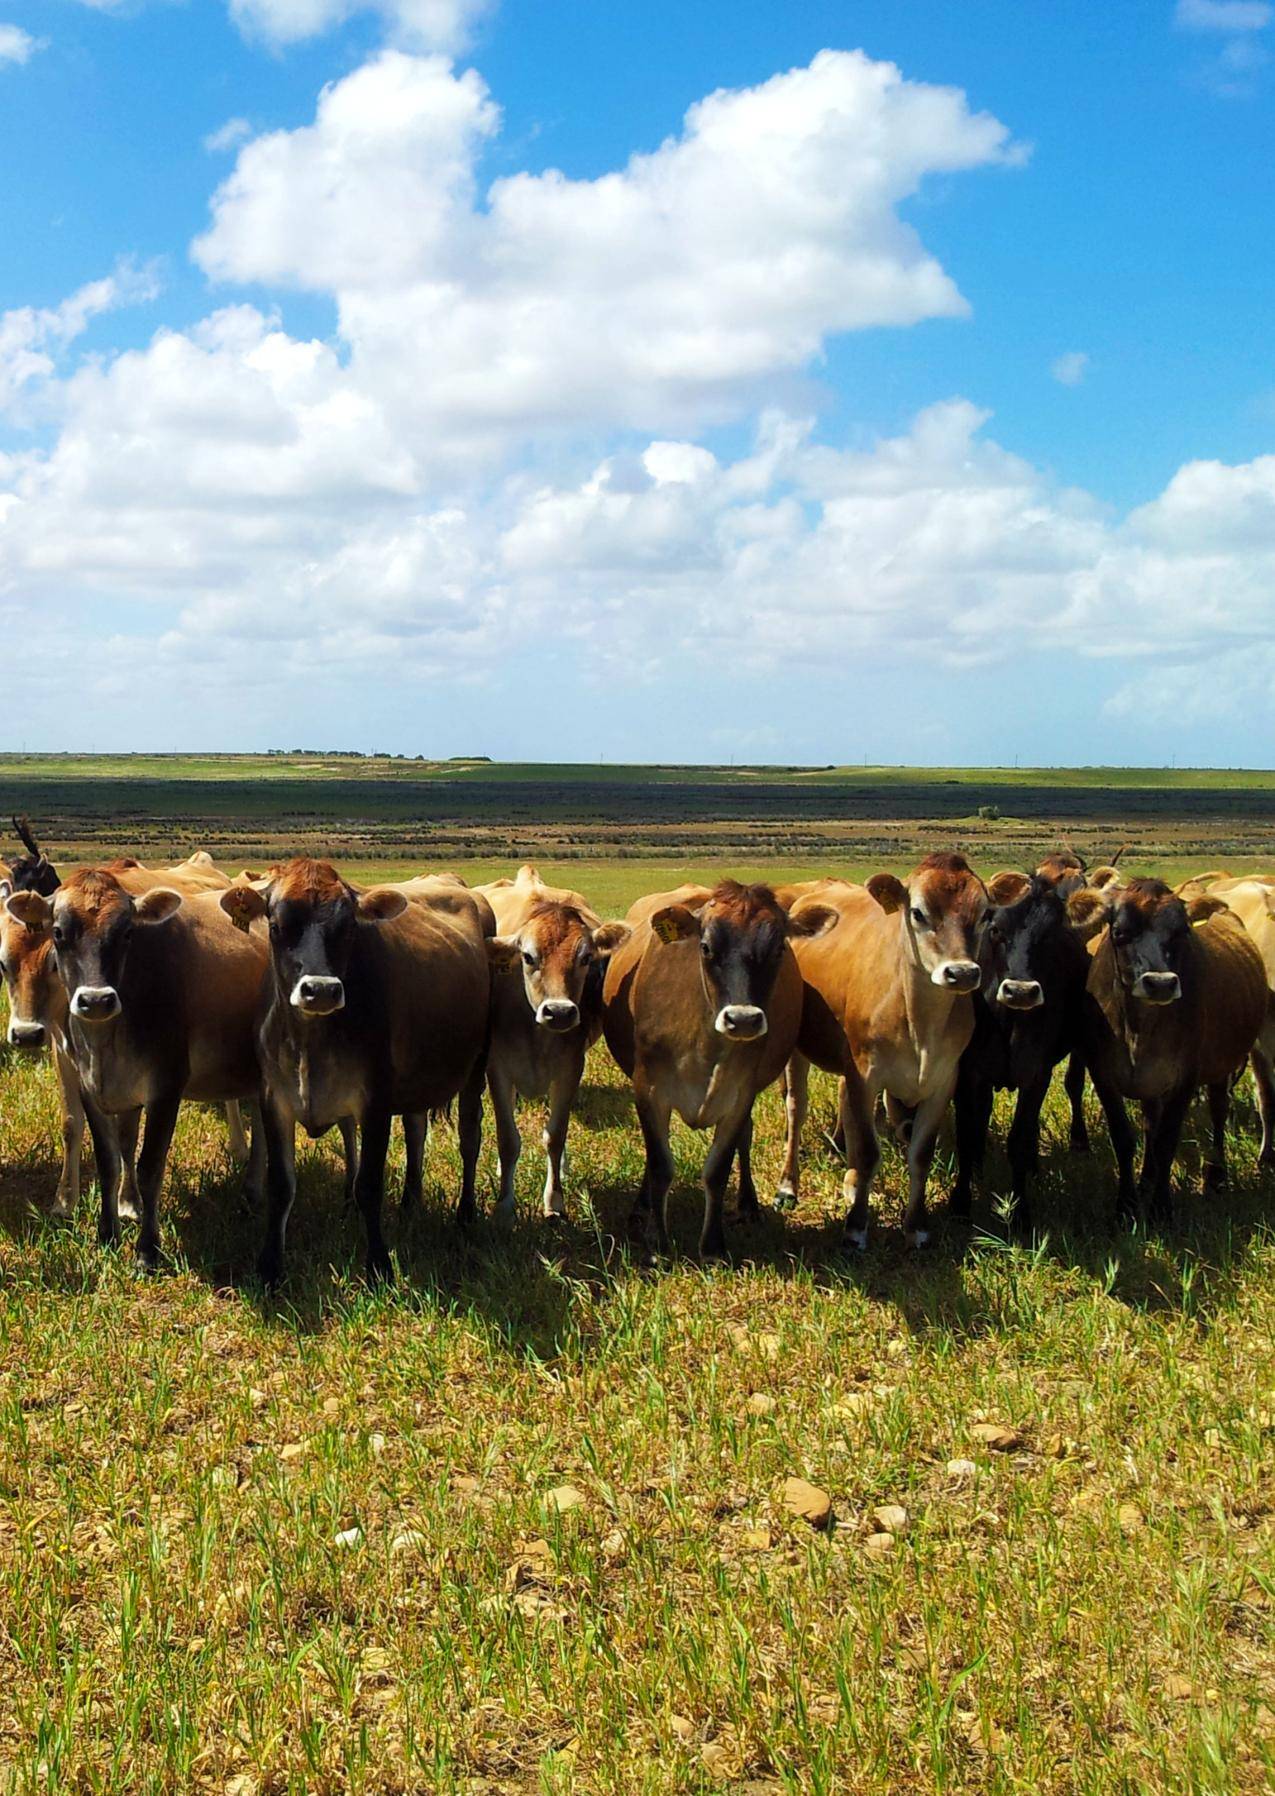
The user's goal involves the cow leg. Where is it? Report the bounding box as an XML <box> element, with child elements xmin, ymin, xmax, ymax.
<box><xmin>1250</xmin><ymin>1046</ymin><xmax>1275</xmax><ymax>1169</ymax></box>
<box><xmin>50</xmin><ymin>1047</ymin><xmax>85</xmax><ymax>1219</ymax></box>
<box><xmin>489</xmin><ymin>1064</ymin><xmax>522</xmax><ymax>1223</ymax></box>
<box><xmin>633</xmin><ymin>1080</ymin><xmax>674</xmax><ymax>1254</ymax></box>
<box><xmin>1203</xmin><ymin>1080</ymin><xmax>1230</xmax><ymax>1193</ymax></box>
<box><xmin>1006</xmin><ymin>1075</ymin><xmax>1051</xmax><ymax>1238</ymax></box>
<box><xmin>1144</xmin><ymin>1086</ymin><xmax>1191</xmax><ymax>1226</ymax></box>
<box><xmin>1089</xmin><ymin>1070</ymin><xmax>1138</xmax><ymax>1222</ymax></box>
<box><xmin>839</xmin><ymin>1067</ymin><xmax>880</xmax><ymax>1250</ymax></box>
<box><xmin>257</xmin><ymin>1094</ymin><xmax>297</xmax><ymax>1289</ymax></box>
<box><xmin>401</xmin><ymin>1111</ymin><xmax>426</xmax><ymax>1212</ymax></box>
<box><xmin>901</xmin><ymin>1087</ymin><xmax>950</xmax><ymax>1248</ymax></box>
<box><xmin>775</xmin><ymin>1052</ymin><xmax>808</xmax><ymax>1210</ymax></box>
<box><xmin>241</xmin><ymin>1101</ymin><xmax>266</xmax><ymax>1210</ymax></box>
<box><xmin>339</xmin><ymin>1116</ymin><xmax>359</xmax><ymax>1213</ymax></box>
<box><xmin>134</xmin><ymin>1091</ymin><xmax>181</xmax><ymax>1272</ymax></box>
<box><xmin>84</xmin><ymin>1093</ymin><xmax>122</xmax><ymax>1248</ymax></box>
<box><xmin>701</xmin><ymin>1105</ymin><xmax>751</xmax><ymax>1258</ymax></box>
<box><xmin>116</xmin><ymin>1107</ymin><xmax>143</xmax><ymax>1224</ymax></box>
<box><xmin>1065</xmin><ymin>1051</ymin><xmax>1090</xmax><ymax>1153</ymax></box>
<box><xmin>951</xmin><ymin>1059</ymin><xmax>991</xmax><ymax>1222</ymax></box>
<box><xmin>732</xmin><ymin>1112</ymin><xmax>758</xmax><ymax>1220</ymax></box>
<box><xmin>541</xmin><ymin>1065</ymin><xmax>577</xmax><ymax>1220</ymax></box>
<box><xmin>224</xmin><ymin>1099</ymin><xmax>249</xmax><ymax>1162</ymax></box>
<box><xmin>355</xmin><ymin>1107</ymin><xmax>393</xmax><ymax>1281</ymax></box>
<box><xmin>457</xmin><ymin>1060</ymin><xmax>485</xmax><ymax>1228</ymax></box>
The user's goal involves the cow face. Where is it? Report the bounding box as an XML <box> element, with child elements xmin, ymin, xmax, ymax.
<box><xmin>11</xmin><ymin>871</ymin><xmax>183</xmax><ymax>1026</ymax></box>
<box><xmin>0</xmin><ymin>880</ymin><xmax>61</xmax><ymax>1050</ymax></box>
<box><xmin>651</xmin><ymin>880</ymin><xmax>836</xmax><ymax>1042</ymax></box>
<box><xmin>221</xmin><ymin>859</ymin><xmax>406</xmax><ymax>1019</ymax></box>
<box><xmin>9</xmin><ymin>817</ymin><xmax>59</xmax><ymax>897</ymax></box>
<box><xmin>1076</xmin><ymin>878</ymin><xmax>1190</xmax><ymax>1006</ymax></box>
<box><xmin>980</xmin><ymin>872</ymin><xmax>1071</xmax><ymax>1012</ymax></box>
<box><xmin>488</xmin><ymin>903</ymin><xmax>630</xmax><ymax>1033</ymax></box>
<box><xmin>867</xmin><ymin>853</ymin><xmax>987</xmax><ymax>994</ymax></box>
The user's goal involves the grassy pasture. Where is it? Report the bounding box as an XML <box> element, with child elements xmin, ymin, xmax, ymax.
<box><xmin>0</xmin><ymin>761</ymin><xmax>1272</xmax><ymax>1792</ymax></box>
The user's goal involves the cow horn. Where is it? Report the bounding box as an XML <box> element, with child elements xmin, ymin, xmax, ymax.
<box><xmin>12</xmin><ymin>814</ymin><xmax>42</xmax><ymax>860</ymax></box>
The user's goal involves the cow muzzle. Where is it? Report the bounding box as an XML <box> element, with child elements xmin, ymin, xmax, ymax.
<box><xmin>8</xmin><ymin>1019</ymin><xmax>46</xmax><ymax>1051</ymax></box>
<box><xmin>535</xmin><ymin>999</ymin><xmax>580</xmax><ymax>1033</ymax></box>
<box><xmin>934</xmin><ymin>960</ymin><xmax>981</xmax><ymax>994</ymax></box>
<box><xmin>997</xmin><ymin>978</ymin><xmax>1044</xmax><ymax>1012</ymax></box>
<box><xmin>715</xmin><ymin>1004</ymin><xmax>768</xmax><ymax>1042</ymax></box>
<box><xmin>1133</xmin><ymin>971</ymin><xmax>1181</xmax><ymax>1005</ymax></box>
<box><xmin>291</xmin><ymin>975</ymin><xmax>345</xmax><ymax>1016</ymax></box>
<box><xmin>72</xmin><ymin>986</ymin><xmax>121</xmax><ymax>1023</ymax></box>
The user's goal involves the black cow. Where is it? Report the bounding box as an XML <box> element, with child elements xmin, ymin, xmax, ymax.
<box><xmin>9</xmin><ymin>817</ymin><xmax>59</xmax><ymax>895</ymax></box>
<box><xmin>952</xmin><ymin>871</ymin><xmax>1090</xmax><ymax>1234</ymax></box>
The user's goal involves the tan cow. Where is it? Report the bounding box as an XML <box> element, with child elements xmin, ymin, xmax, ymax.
<box><xmin>1069</xmin><ymin>880</ymin><xmax>1268</xmax><ymax>1217</ymax></box>
<box><xmin>602</xmin><ymin>880</ymin><xmax>836</xmax><ymax>1256</ymax></box>
<box><xmin>1185</xmin><ymin>880</ymin><xmax>1275</xmax><ymax>1164</ymax></box>
<box><xmin>477</xmin><ymin>867</ymin><xmax>629</xmax><ymax>1219</ymax></box>
<box><xmin>778</xmin><ymin>852</ymin><xmax>989</xmax><ymax>1247</ymax></box>
<box><xmin>7</xmin><ymin>870</ymin><xmax>268</xmax><ymax>1264</ymax></box>
<box><xmin>1</xmin><ymin>855</ymin><xmax>254</xmax><ymax>1219</ymax></box>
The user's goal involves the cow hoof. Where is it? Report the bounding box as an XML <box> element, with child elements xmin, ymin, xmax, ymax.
<box><xmin>97</xmin><ymin>1221</ymin><xmax>120</xmax><ymax>1249</ymax></box>
<box><xmin>48</xmin><ymin>1197</ymin><xmax>74</xmax><ymax>1221</ymax></box>
<box><xmin>773</xmin><ymin>1184</ymin><xmax>797</xmax><ymax>1212</ymax></box>
<box><xmin>118</xmin><ymin>1196</ymin><xmax>142</xmax><ymax>1223</ymax></box>
<box><xmin>1203</xmin><ymin>1167</ymin><xmax>1228</xmax><ymax>1193</ymax></box>
<box><xmin>366</xmin><ymin>1251</ymin><xmax>394</xmax><ymax>1285</ymax></box>
<box><xmin>844</xmin><ymin>1226</ymin><xmax>869</xmax><ymax>1252</ymax></box>
<box><xmin>136</xmin><ymin>1243</ymin><xmax>162</xmax><ymax>1275</ymax></box>
<box><xmin>699</xmin><ymin>1233</ymin><xmax>728</xmax><ymax>1260</ymax></box>
<box><xmin>256</xmin><ymin>1252</ymin><xmax>284</xmax><ymax>1291</ymax></box>
<box><xmin>908</xmin><ymin>1227</ymin><xmax>931</xmax><ymax>1250</ymax></box>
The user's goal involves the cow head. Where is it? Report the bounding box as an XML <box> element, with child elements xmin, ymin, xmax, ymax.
<box><xmin>979</xmin><ymin>871</ymin><xmax>1073</xmax><ymax>1012</ymax></box>
<box><xmin>866</xmin><ymin>853</ymin><xmax>987</xmax><ymax>994</ymax></box>
<box><xmin>0</xmin><ymin>879</ymin><xmax>62</xmax><ymax>1050</ymax></box>
<box><xmin>9</xmin><ymin>816</ymin><xmax>59</xmax><ymax>897</ymax></box>
<box><xmin>220</xmin><ymin>859</ymin><xmax>406</xmax><ymax>1019</ymax></box>
<box><xmin>8</xmin><ymin>870</ymin><xmax>183</xmax><ymax>1026</ymax></box>
<box><xmin>650</xmin><ymin>880</ymin><xmax>837</xmax><ymax>1043</ymax></box>
<box><xmin>1069</xmin><ymin>878</ymin><xmax>1189</xmax><ymax>1005</ymax></box>
<box><xmin>488</xmin><ymin>902</ymin><xmax>630</xmax><ymax>1034</ymax></box>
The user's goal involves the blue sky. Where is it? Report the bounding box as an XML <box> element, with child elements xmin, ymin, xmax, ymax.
<box><xmin>1</xmin><ymin>0</ymin><xmax>1273</xmax><ymax>762</ymax></box>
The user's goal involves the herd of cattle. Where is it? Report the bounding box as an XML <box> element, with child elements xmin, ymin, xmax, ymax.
<box><xmin>1</xmin><ymin>816</ymin><xmax>1273</xmax><ymax>1284</ymax></box>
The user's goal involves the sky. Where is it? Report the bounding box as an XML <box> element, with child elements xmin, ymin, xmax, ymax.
<box><xmin>1</xmin><ymin>1</ymin><xmax>1274</xmax><ymax>764</ymax></box>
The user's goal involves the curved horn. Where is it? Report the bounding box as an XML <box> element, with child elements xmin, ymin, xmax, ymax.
<box><xmin>11</xmin><ymin>814</ymin><xmax>41</xmax><ymax>860</ymax></box>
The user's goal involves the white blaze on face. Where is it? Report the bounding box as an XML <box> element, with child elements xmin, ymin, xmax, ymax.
<box><xmin>714</xmin><ymin>1004</ymin><xmax>768</xmax><ymax>1040</ymax></box>
<box><xmin>71</xmin><ymin>985</ymin><xmax>122</xmax><ymax>1021</ymax></box>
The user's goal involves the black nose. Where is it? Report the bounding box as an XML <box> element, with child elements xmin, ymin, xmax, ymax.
<box><xmin>8</xmin><ymin>1021</ymin><xmax>45</xmax><ymax>1050</ymax></box>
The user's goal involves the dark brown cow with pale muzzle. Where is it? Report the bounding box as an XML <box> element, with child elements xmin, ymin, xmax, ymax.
<box><xmin>222</xmin><ymin>859</ymin><xmax>491</xmax><ymax>1286</ymax></box>
<box><xmin>602</xmin><ymin>880</ymin><xmax>836</xmax><ymax>1257</ymax></box>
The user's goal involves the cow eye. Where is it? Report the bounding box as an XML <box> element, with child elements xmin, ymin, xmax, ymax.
<box><xmin>910</xmin><ymin>907</ymin><xmax>928</xmax><ymax>928</ymax></box>
<box><xmin>522</xmin><ymin>949</ymin><xmax>536</xmax><ymax>968</ymax></box>
<box><xmin>700</xmin><ymin>938</ymin><xmax>713</xmax><ymax>959</ymax></box>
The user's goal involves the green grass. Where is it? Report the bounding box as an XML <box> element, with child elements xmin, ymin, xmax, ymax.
<box><xmin>1</xmin><ymin>1008</ymin><xmax>1272</xmax><ymax>1790</ymax></box>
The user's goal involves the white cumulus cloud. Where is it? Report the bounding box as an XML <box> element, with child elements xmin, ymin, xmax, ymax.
<box><xmin>227</xmin><ymin>0</ymin><xmax>490</xmax><ymax>48</ymax></box>
<box><xmin>1176</xmin><ymin>0</ymin><xmax>1271</xmax><ymax>30</ymax></box>
<box><xmin>0</xmin><ymin>261</ymin><xmax>160</xmax><ymax>414</ymax></box>
<box><xmin>1051</xmin><ymin>350</ymin><xmax>1089</xmax><ymax>386</ymax></box>
<box><xmin>0</xmin><ymin>24</ymin><xmax>42</xmax><ymax>64</ymax></box>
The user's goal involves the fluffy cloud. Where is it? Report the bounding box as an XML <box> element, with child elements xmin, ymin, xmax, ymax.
<box><xmin>0</xmin><ymin>24</ymin><xmax>42</xmax><ymax>64</ymax></box>
<box><xmin>195</xmin><ymin>49</ymin><xmax>1021</xmax><ymax>445</ymax></box>
<box><xmin>73</xmin><ymin>0</ymin><xmax>489</xmax><ymax>49</ymax></box>
<box><xmin>0</xmin><ymin>261</ymin><xmax>160</xmax><ymax>414</ymax></box>
<box><xmin>1176</xmin><ymin>0</ymin><xmax>1271</xmax><ymax>30</ymax></box>
<box><xmin>1051</xmin><ymin>350</ymin><xmax>1089</xmax><ymax>387</ymax></box>
<box><xmin>4</xmin><ymin>46</ymin><xmax>1275</xmax><ymax>746</ymax></box>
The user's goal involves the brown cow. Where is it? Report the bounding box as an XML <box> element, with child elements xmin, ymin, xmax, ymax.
<box><xmin>7</xmin><ymin>869</ymin><xmax>268</xmax><ymax>1264</ymax></box>
<box><xmin>478</xmin><ymin>868</ymin><xmax>629</xmax><ymax>1220</ymax></box>
<box><xmin>1070</xmin><ymin>879</ymin><xmax>1267</xmax><ymax>1218</ymax></box>
<box><xmin>221</xmin><ymin>859</ymin><xmax>490</xmax><ymax>1285</ymax></box>
<box><xmin>777</xmin><ymin>852</ymin><xmax>989</xmax><ymax>1247</ymax></box>
<box><xmin>602</xmin><ymin>880</ymin><xmax>836</xmax><ymax>1256</ymax></box>
<box><xmin>1</xmin><ymin>855</ymin><xmax>255</xmax><ymax>1218</ymax></box>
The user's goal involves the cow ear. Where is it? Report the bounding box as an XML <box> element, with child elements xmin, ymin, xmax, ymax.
<box><xmin>591</xmin><ymin>920</ymin><xmax>632</xmax><ymax>954</ymax></box>
<box><xmin>866</xmin><ymin>873</ymin><xmax>907</xmax><ymax>914</ymax></box>
<box><xmin>788</xmin><ymin>901</ymin><xmax>838</xmax><ymax>939</ymax></box>
<box><xmin>987</xmin><ymin>871</ymin><xmax>1031</xmax><ymax>906</ymax></box>
<box><xmin>220</xmin><ymin>886</ymin><xmax>267</xmax><ymax>931</ymax></box>
<box><xmin>1066</xmin><ymin>889</ymin><xmax>1111</xmax><ymax>938</ymax></box>
<box><xmin>1186</xmin><ymin>894</ymin><xmax>1229</xmax><ymax>924</ymax></box>
<box><xmin>651</xmin><ymin>904</ymin><xmax>699</xmax><ymax>944</ymax></box>
<box><xmin>356</xmin><ymin>887</ymin><xmax>408</xmax><ymax>924</ymax></box>
<box><xmin>0</xmin><ymin>879</ymin><xmax>10</xmax><ymax>903</ymax></box>
<box><xmin>6</xmin><ymin>890</ymin><xmax>53</xmax><ymax>930</ymax></box>
<box><xmin>487</xmin><ymin>935</ymin><xmax>522</xmax><ymax>971</ymax></box>
<box><xmin>134</xmin><ymin>887</ymin><xmax>183</xmax><ymax>925</ymax></box>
